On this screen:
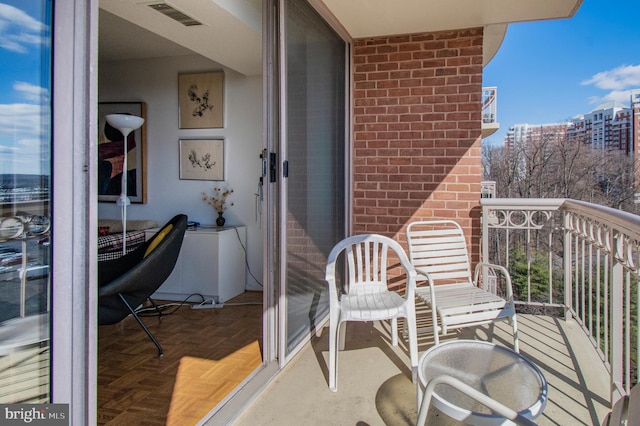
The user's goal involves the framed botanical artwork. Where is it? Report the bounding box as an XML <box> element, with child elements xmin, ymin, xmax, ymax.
<box><xmin>98</xmin><ymin>102</ymin><xmax>147</xmax><ymax>203</ymax></box>
<box><xmin>179</xmin><ymin>139</ymin><xmax>224</xmax><ymax>181</ymax></box>
<box><xmin>178</xmin><ymin>71</ymin><xmax>224</xmax><ymax>128</ymax></box>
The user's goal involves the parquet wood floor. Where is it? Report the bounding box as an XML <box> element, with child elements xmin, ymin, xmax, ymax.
<box><xmin>97</xmin><ymin>291</ymin><xmax>263</xmax><ymax>425</ymax></box>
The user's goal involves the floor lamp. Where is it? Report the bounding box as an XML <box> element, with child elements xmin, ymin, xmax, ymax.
<box><xmin>105</xmin><ymin>114</ymin><xmax>145</xmax><ymax>255</ymax></box>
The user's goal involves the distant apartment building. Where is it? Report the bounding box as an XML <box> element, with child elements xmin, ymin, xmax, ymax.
<box><xmin>504</xmin><ymin>122</ymin><xmax>571</xmax><ymax>151</ymax></box>
<box><xmin>504</xmin><ymin>90</ymin><xmax>640</xmax><ymax>159</ymax></box>
<box><xmin>566</xmin><ymin>100</ymin><xmax>638</xmax><ymax>154</ymax></box>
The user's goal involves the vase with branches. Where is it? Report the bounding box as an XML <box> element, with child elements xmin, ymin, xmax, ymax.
<box><xmin>202</xmin><ymin>187</ymin><xmax>234</xmax><ymax>226</ymax></box>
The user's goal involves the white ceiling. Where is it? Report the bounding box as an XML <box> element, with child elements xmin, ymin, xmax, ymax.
<box><xmin>99</xmin><ymin>0</ymin><xmax>263</xmax><ymax>75</ymax></box>
<box><xmin>320</xmin><ymin>0</ymin><xmax>582</xmax><ymax>39</ymax></box>
<box><xmin>98</xmin><ymin>0</ymin><xmax>583</xmax><ymax>75</ymax></box>
<box><xmin>99</xmin><ymin>10</ymin><xmax>193</xmax><ymax>63</ymax></box>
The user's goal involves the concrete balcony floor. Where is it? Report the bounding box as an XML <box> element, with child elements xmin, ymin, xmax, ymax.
<box><xmin>232</xmin><ymin>308</ymin><xmax>611</xmax><ymax>425</ymax></box>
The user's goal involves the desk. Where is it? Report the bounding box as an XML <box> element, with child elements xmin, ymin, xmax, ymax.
<box><xmin>418</xmin><ymin>340</ymin><xmax>547</xmax><ymax>425</ymax></box>
<box><xmin>145</xmin><ymin>225</ymin><xmax>246</xmax><ymax>303</ymax></box>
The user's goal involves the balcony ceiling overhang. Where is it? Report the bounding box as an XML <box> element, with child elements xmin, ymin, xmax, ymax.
<box><xmin>99</xmin><ymin>0</ymin><xmax>582</xmax><ymax>75</ymax></box>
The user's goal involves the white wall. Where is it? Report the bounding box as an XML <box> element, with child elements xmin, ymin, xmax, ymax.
<box><xmin>98</xmin><ymin>54</ymin><xmax>264</xmax><ymax>291</ymax></box>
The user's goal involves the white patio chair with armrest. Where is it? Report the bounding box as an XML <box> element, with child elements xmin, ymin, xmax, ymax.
<box><xmin>406</xmin><ymin>220</ymin><xmax>518</xmax><ymax>351</ymax></box>
<box><xmin>602</xmin><ymin>381</ymin><xmax>640</xmax><ymax>426</ymax></box>
<box><xmin>325</xmin><ymin>234</ymin><xmax>419</xmax><ymax>392</ymax></box>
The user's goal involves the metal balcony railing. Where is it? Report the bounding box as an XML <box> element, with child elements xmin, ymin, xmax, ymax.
<box><xmin>482</xmin><ymin>86</ymin><xmax>497</xmax><ymax>125</ymax></box>
<box><xmin>0</xmin><ymin>214</ymin><xmax>51</xmax><ymax>403</ymax></box>
<box><xmin>481</xmin><ymin>198</ymin><xmax>640</xmax><ymax>405</ymax></box>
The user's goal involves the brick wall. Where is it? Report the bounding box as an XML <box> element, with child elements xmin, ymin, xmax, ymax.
<box><xmin>352</xmin><ymin>28</ymin><xmax>484</xmax><ymax>261</ymax></box>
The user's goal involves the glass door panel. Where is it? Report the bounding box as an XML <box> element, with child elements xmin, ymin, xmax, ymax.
<box><xmin>0</xmin><ymin>0</ymin><xmax>52</xmax><ymax>403</ymax></box>
<box><xmin>283</xmin><ymin>0</ymin><xmax>346</xmax><ymax>356</ymax></box>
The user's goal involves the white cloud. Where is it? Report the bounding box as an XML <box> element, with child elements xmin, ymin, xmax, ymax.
<box><xmin>582</xmin><ymin>65</ymin><xmax>640</xmax><ymax>90</ymax></box>
<box><xmin>13</xmin><ymin>81</ymin><xmax>50</xmax><ymax>103</ymax></box>
<box><xmin>0</xmin><ymin>3</ymin><xmax>48</xmax><ymax>53</ymax></box>
<box><xmin>0</xmin><ymin>103</ymin><xmax>46</xmax><ymax>138</ymax></box>
<box><xmin>0</xmin><ymin>144</ymin><xmax>18</xmax><ymax>154</ymax></box>
<box><xmin>0</xmin><ymin>4</ymin><xmax>45</xmax><ymax>31</ymax></box>
<box><xmin>586</xmin><ymin>90</ymin><xmax>635</xmax><ymax>106</ymax></box>
<box><xmin>582</xmin><ymin>65</ymin><xmax>640</xmax><ymax>105</ymax></box>
<box><xmin>0</xmin><ymin>102</ymin><xmax>50</xmax><ymax>174</ymax></box>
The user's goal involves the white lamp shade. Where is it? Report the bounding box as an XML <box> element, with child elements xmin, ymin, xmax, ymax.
<box><xmin>106</xmin><ymin>114</ymin><xmax>144</xmax><ymax>134</ymax></box>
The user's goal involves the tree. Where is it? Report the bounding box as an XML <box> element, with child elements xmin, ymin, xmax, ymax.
<box><xmin>483</xmin><ymin>136</ymin><xmax>640</xmax><ymax>214</ymax></box>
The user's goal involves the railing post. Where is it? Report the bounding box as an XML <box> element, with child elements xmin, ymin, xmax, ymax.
<box><xmin>482</xmin><ymin>204</ymin><xmax>489</xmax><ymax>265</ymax></box>
<box><xmin>481</xmin><ymin>204</ymin><xmax>491</xmax><ymax>291</ymax></box>
<box><xmin>563</xmin><ymin>210</ymin><xmax>573</xmax><ymax>321</ymax></box>
<box><xmin>610</xmin><ymin>230</ymin><xmax>624</xmax><ymax>404</ymax></box>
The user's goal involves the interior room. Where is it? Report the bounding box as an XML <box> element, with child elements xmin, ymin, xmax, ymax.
<box><xmin>96</xmin><ymin>1</ymin><xmax>265</xmax><ymax>423</ymax></box>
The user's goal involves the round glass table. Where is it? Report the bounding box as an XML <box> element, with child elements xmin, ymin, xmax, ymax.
<box><xmin>418</xmin><ymin>340</ymin><xmax>547</xmax><ymax>425</ymax></box>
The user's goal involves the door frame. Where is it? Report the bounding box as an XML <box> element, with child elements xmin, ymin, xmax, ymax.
<box><xmin>274</xmin><ymin>0</ymin><xmax>353</xmax><ymax>368</ymax></box>
<box><xmin>51</xmin><ymin>0</ymin><xmax>98</xmax><ymax>423</ymax></box>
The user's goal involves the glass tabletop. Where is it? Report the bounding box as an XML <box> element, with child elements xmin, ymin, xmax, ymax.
<box><xmin>418</xmin><ymin>340</ymin><xmax>547</xmax><ymax>420</ymax></box>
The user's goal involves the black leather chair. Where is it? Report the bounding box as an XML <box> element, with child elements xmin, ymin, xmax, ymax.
<box><xmin>98</xmin><ymin>214</ymin><xmax>187</xmax><ymax>357</ymax></box>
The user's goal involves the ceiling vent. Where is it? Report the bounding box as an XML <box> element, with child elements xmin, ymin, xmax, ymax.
<box><xmin>147</xmin><ymin>2</ymin><xmax>203</xmax><ymax>27</ymax></box>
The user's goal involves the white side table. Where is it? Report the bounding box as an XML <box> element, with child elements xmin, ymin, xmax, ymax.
<box><xmin>146</xmin><ymin>225</ymin><xmax>246</xmax><ymax>303</ymax></box>
<box><xmin>418</xmin><ymin>340</ymin><xmax>547</xmax><ymax>425</ymax></box>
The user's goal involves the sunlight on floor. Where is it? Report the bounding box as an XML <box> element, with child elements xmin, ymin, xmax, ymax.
<box><xmin>167</xmin><ymin>340</ymin><xmax>262</xmax><ymax>425</ymax></box>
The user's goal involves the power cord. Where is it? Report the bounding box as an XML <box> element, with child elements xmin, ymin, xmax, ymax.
<box><xmin>228</xmin><ymin>225</ymin><xmax>263</xmax><ymax>289</ymax></box>
<box><xmin>136</xmin><ymin>293</ymin><xmax>205</xmax><ymax>317</ymax></box>
<box><xmin>191</xmin><ymin>299</ymin><xmax>262</xmax><ymax>309</ymax></box>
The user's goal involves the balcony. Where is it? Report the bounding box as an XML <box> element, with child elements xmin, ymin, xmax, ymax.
<box><xmin>229</xmin><ymin>197</ymin><xmax>637</xmax><ymax>425</ymax></box>
<box><xmin>482</xmin><ymin>86</ymin><xmax>499</xmax><ymax>138</ymax></box>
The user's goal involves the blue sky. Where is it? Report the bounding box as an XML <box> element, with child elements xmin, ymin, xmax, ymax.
<box><xmin>1</xmin><ymin>0</ymin><xmax>637</xmax><ymax>171</ymax></box>
<box><xmin>0</xmin><ymin>1</ymin><xmax>50</xmax><ymax>175</ymax></box>
<box><xmin>483</xmin><ymin>0</ymin><xmax>640</xmax><ymax>146</ymax></box>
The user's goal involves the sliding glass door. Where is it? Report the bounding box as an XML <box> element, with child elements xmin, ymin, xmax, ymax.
<box><xmin>0</xmin><ymin>0</ymin><xmax>52</xmax><ymax>404</ymax></box>
<box><xmin>279</xmin><ymin>0</ymin><xmax>347</xmax><ymax>359</ymax></box>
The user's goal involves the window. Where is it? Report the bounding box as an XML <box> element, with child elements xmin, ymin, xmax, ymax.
<box><xmin>0</xmin><ymin>0</ymin><xmax>52</xmax><ymax>403</ymax></box>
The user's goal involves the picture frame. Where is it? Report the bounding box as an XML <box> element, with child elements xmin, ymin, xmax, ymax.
<box><xmin>178</xmin><ymin>71</ymin><xmax>224</xmax><ymax>129</ymax></box>
<box><xmin>98</xmin><ymin>102</ymin><xmax>147</xmax><ymax>203</ymax></box>
<box><xmin>179</xmin><ymin>139</ymin><xmax>224</xmax><ymax>181</ymax></box>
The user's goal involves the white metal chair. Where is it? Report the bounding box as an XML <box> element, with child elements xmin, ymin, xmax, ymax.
<box><xmin>325</xmin><ymin>234</ymin><xmax>419</xmax><ymax>392</ymax></box>
<box><xmin>406</xmin><ymin>220</ymin><xmax>518</xmax><ymax>351</ymax></box>
<box><xmin>602</xmin><ymin>382</ymin><xmax>640</xmax><ymax>426</ymax></box>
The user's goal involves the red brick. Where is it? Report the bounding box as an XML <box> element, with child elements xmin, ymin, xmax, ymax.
<box><xmin>435</xmin><ymin>68</ymin><xmax>457</xmax><ymax>76</ymax></box>
<box><xmin>436</xmin><ymin>49</ymin><xmax>459</xmax><ymax>58</ymax></box>
<box><xmin>390</xmin><ymin>71</ymin><xmax>412</xmax><ymax>80</ymax></box>
<box><xmin>377</xmin><ymin>97</ymin><xmax>399</xmax><ymax>106</ymax></box>
<box><xmin>388</xmin><ymin>88</ymin><xmax>411</xmax><ymax>97</ymax></box>
<box><xmin>447</xmin><ymin>76</ymin><xmax>470</xmax><ymax>85</ymax></box>
<box><xmin>378</xmin><ymin>115</ymin><xmax>399</xmax><ymax>123</ymax></box>
<box><xmin>401</xmin><ymin>61</ymin><xmax>424</xmax><ymax>70</ymax></box>
<box><xmin>388</xmin><ymin>105</ymin><xmax>410</xmax><ymax>114</ymax></box>
<box><xmin>399</xmin><ymin>43</ymin><xmax>422</xmax><ymax>52</ymax></box>
<box><xmin>399</xmin><ymin>96</ymin><xmax>424</xmax><ymax>104</ymax></box>
<box><xmin>389</xmin><ymin>52</ymin><xmax>412</xmax><ymax>62</ymax></box>
<box><xmin>422</xmin><ymin>40</ymin><xmax>446</xmax><ymax>50</ymax></box>
<box><xmin>368</xmin><ymin>72</ymin><xmax>390</xmax><ymax>80</ymax></box>
<box><xmin>355</xmin><ymin>63</ymin><xmax>376</xmax><ymax>73</ymax></box>
<box><xmin>354</xmin><ymin>46</ymin><xmax>376</xmax><ymax>55</ymax></box>
<box><xmin>447</xmin><ymin>39</ymin><xmax>472</xmax><ymax>48</ymax></box>
<box><xmin>355</xmin><ymin>81</ymin><xmax>376</xmax><ymax>90</ymax></box>
<box><xmin>389</xmin><ymin>35</ymin><xmax>411</xmax><ymax>43</ymax></box>
<box><xmin>434</xmin><ymin>104</ymin><xmax>458</xmax><ymax>113</ymax></box>
<box><xmin>378</xmin><ymin>45</ymin><xmax>398</xmax><ymax>53</ymax></box>
<box><xmin>446</xmin><ymin>57</ymin><xmax>471</xmax><ymax>66</ymax></box>
<box><xmin>399</xmin><ymin>114</ymin><xmax>422</xmax><ymax>122</ymax></box>
<box><xmin>422</xmin><ymin>59</ymin><xmax>447</xmax><ymax>68</ymax></box>
<box><xmin>421</xmin><ymin>113</ymin><xmax>446</xmax><ymax>121</ymax></box>
<box><xmin>378</xmin><ymin>62</ymin><xmax>399</xmax><ymax>71</ymax></box>
<box><xmin>353</xmin><ymin>27</ymin><xmax>483</xmax><ymax>240</ymax></box>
